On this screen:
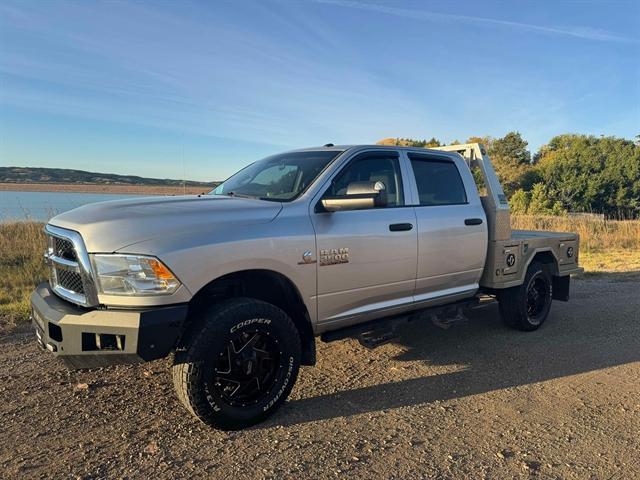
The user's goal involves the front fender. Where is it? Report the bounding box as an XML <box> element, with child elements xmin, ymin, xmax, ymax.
<box><xmin>125</xmin><ymin>209</ymin><xmax>318</xmax><ymax>323</ymax></box>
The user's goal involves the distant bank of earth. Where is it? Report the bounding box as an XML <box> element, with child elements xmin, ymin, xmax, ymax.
<box><xmin>0</xmin><ymin>183</ymin><xmax>212</xmax><ymax>195</ymax></box>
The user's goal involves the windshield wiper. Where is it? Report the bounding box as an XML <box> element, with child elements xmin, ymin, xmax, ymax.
<box><xmin>222</xmin><ymin>191</ymin><xmax>256</xmax><ymax>199</ymax></box>
<box><xmin>216</xmin><ymin>191</ymin><xmax>281</xmax><ymax>201</ymax></box>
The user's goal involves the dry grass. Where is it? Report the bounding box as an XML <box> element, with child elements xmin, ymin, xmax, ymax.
<box><xmin>511</xmin><ymin>215</ymin><xmax>640</xmax><ymax>253</ymax></box>
<box><xmin>579</xmin><ymin>250</ymin><xmax>640</xmax><ymax>278</ymax></box>
<box><xmin>512</xmin><ymin>215</ymin><xmax>640</xmax><ymax>278</ymax></box>
<box><xmin>0</xmin><ymin>216</ymin><xmax>638</xmax><ymax>333</ymax></box>
<box><xmin>0</xmin><ymin>222</ymin><xmax>47</xmax><ymax>333</ymax></box>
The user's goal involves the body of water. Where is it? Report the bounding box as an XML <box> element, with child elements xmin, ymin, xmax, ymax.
<box><xmin>0</xmin><ymin>190</ymin><xmax>144</xmax><ymax>223</ymax></box>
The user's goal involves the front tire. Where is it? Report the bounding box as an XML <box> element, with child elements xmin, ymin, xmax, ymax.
<box><xmin>172</xmin><ymin>298</ymin><xmax>301</xmax><ymax>430</ymax></box>
<box><xmin>498</xmin><ymin>261</ymin><xmax>553</xmax><ymax>331</ymax></box>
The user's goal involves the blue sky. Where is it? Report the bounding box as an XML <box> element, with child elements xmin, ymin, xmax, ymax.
<box><xmin>1</xmin><ymin>0</ymin><xmax>638</xmax><ymax>181</ymax></box>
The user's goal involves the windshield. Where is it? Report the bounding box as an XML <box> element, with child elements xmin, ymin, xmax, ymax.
<box><xmin>211</xmin><ymin>150</ymin><xmax>342</xmax><ymax>201</ymax></box>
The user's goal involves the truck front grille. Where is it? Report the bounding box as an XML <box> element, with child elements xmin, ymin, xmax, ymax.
<box><xmin>56</xmin><ymin>269</ymin><xmax>84</xmax><ymax>294</ymax></box>
<box><xmin>53</xmin><ymin>237</ymin><xmax>77</xmax><ymax>261</ymax></box>
<box><xmin>44</xmin><ymin>225</ymin><xmax>98</xmax><ymax>307</ymax></box>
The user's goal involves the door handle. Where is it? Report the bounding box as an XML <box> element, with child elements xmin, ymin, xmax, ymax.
<box><xmin>464</xmin><ymin>218</ymin><xmax>483</xmax><ymax>226</ymax></box>
<box><xmin>389</xmin><ymin>223</ymin><xmax>413</xmax><ymax>232</ymax></box>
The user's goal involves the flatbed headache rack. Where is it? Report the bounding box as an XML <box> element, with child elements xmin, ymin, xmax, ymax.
<box><xmin>432</xmin><ymin>143</ymin><xmax>511</xmax><ymax>242</ymax></box>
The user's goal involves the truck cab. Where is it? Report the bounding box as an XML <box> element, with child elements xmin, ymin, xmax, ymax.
<box><xmin>310</xmin><ymin>145</ymin><xmax>488</xmax><ymax>328</ymax></box>
<box><xmin>31</xmin><ymin>143</ymin><xmax>582</xmax><ymax>430</ymax></box>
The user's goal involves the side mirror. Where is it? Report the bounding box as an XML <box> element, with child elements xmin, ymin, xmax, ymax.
<box><xmin>321</xmin><ymin>181</ymin><xmax>387</xmax><ymax>212</ymax></box>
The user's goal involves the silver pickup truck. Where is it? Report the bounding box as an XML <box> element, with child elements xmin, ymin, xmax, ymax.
<box><xmin>31</xmin><ymin>143</ymin><xmax>582</xmax><ymax>430</ymax></box>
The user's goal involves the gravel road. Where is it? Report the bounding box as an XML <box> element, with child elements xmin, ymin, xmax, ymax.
<box><xmin>1</xmin><ymin>276</ymin><xmax>639</xmax><ymax>479</ymax></box>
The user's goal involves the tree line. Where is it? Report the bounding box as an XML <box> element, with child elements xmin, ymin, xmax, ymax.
<box><xmin>378</xmin><ymin>133</ymin><xmax>640</xmax><ymax>218</ymax></box>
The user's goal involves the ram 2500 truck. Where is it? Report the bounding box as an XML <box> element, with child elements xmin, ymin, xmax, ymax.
<box><xmin>31</xmin><ymin>143</ymin><xmax>582</xmax><ymax>430</ymax></box>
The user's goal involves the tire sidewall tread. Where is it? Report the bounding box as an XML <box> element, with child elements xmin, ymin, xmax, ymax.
<box><xmin>172</xmin><ymin>298</ymin><xmax>301</xmax><ymax>430</ymax></box>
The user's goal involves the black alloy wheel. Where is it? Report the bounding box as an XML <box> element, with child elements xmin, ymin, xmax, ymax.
<box><xmin>213</xmin><ymin>330</ymin><xmax>281</xmax><ymax>407</ymax></box>
<box><xmin>526</xmin><ymin>276</ymin><xmax>549</xmax><ymax>322</ymax></box>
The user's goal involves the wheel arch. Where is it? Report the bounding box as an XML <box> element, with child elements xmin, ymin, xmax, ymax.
<box><xmin>526</xmin><ymin>248</ymin><xmax>559</xmax><ymax>276</ymax></box>
<box><xmin>527</xmin><ymin>250</ymin><xmax>573</xmax><ymax>301</ymax></box>
<box><xmin>183</xmin><ymin>269</ymin><xmax>316</xmax><ymax>365</ymax></box>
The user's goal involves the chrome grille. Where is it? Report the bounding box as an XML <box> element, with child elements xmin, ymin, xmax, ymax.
<box><xmin>56</xmin><ymin>269</ymin><xmax>84</xmax><ymax>294</ymax></box>
<box><xmin>44</xmin><ymin>225</ymin><xmax>98</xmax><ymax>307</ymax></box>
<box><xmin>53</xmin><ymin>237</ymin><xmax>77</xmax><ymax>261</ymax></box>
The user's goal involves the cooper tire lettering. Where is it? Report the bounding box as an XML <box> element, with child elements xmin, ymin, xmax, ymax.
<box><xmin>230</xmin><ymin>318</ymin><xmax>271</xmax><ymax>333</ymax></box>
<box><xmin>264</xmin><ymin>356</ymin><xmax>294</xmax><ymax>412</ymax></box>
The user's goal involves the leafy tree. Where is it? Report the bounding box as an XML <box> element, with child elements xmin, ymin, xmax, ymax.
<box><xmin>376</xmin><ymin>137</ymin><xmax>432</xmax><ymax>147</ymax></box>
<box><xmin>467</xmin><ymin>135</ymin><xmax>492</xmax><ymax>146</ymax></box>
<box><xmin>509</xmin><ymin>189</ymin><xmax>530</xmax><ymax>214</ymax></box>
<box><xmin>509</xmin><ymin>184</ymin><xmax>565</xmax><ymax>215</ymax></box>
<box><xmin>492</xmin><ymin>132</ymin><xmax>531</xmax><ymax>164</ymax></box>
<box><xmin>488</xmin><ymin>132</ymin><xmax>533</xmax><ymax>197</ymax></box>
<box><xmin>527</xmin><ymin>183</ymin><xmax>566</xmax><ymax>215</ymax></box>
<box><xmin>377</xmin><ymin>137</ymin><xmax>444</xmax><ymax>148</ymax></box>
<box><xmin>537</xmin><ymin>134</ymin><xmax>640</xmax><ymax>217</ymax></box>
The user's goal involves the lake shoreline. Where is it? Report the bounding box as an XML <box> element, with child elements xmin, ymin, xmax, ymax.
<box><xmin>0</xmin><ymin>183</ymin><xmax>210</xmax><ymax>195</ymax></box>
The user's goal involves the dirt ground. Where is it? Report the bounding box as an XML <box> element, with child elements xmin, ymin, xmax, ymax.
<box><xmin>1</xmin><ymin>276</ymin><xmax>639</xmax><ymax>479</ymax></box>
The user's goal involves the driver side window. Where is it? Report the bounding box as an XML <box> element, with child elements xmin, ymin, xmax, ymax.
<box><xmin>326</xmin><ymin>154</ymin><xmax>404</xmax><ymax>207</ymax></box>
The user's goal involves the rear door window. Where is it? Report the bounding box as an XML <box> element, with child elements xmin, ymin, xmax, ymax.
<box><xmin>409</xmin><ymin>156</ymin><xmax>467</xmax><ymax>206</ymax></box>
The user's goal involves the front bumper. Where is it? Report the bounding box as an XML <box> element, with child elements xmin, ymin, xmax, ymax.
<box><xmin>31</xmin><ymin>283</ymin><xmax>188</xmax><ymax>369</ymax></box>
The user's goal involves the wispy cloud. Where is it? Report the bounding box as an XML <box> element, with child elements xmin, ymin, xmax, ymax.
<box><xmin>312</xmin><ymin>0</ymin><xmax>638</xmax><ymax>43</ymax></box>
<box><xmin>1</xmin><ymin>1</ymin><xmax>434</xmax><ymax>148</ymax></box>
<box><xmin>1</xmin><ymin>0</ymin><xmax>637</xmax><ymax>178</ymax></box>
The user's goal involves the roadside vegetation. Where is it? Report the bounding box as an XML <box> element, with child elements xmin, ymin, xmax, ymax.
<box><xmin>511</xmin><ymin>215</ymin><xmax>640</xmax><ymax>276</ymax></box>
<box><xmin>0</xmin><ymin>222</ymin><xmax>47</xmax><ymax>333</ymax></box>
<box><xmin>1</xmin><ymin>216</ymin><xmax>638</xmax><ymax>333</ymax></box>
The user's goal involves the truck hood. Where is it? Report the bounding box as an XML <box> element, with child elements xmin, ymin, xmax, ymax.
<box><xmin>49</xmin><ymin>195</ymin><xmax>283</xmax><ymax>252</ymax></box>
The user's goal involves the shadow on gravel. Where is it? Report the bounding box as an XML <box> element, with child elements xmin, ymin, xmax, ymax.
<box><xmin>277</xmin><ymin>285</ymin><xmax>640</xmax><ymax>427</ymax></box>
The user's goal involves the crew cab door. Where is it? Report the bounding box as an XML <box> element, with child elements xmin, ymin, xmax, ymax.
<box><xmin>405</xmin><ymin>152</ymin><xmax>487</xmax><ymax>303</ymax></box>
<box><xmin>311</xmin><ymin>150</ymin><xmax>417</xmax><ymax>327</ymax></box>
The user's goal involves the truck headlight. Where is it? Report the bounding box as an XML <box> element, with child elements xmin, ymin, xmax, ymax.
<box><xmin>91</xmin><ymin>254</ymin><xmax>181</xmax><ymax>296</ymax></box>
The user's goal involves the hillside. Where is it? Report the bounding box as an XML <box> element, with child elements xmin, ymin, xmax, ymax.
<box><xmin>0</xmin><ymin>166</ymin><xmax>216</xmax><ymax>187</ymax></box>
<box><xmin>376</xmin><ymin>137</ymin><xmax>420</xmax><ymax>146</ymax></box>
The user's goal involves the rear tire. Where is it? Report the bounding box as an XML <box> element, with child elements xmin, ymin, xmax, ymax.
<box><xmin>498</xmin><ymin>261</ymin><xmax>553</xmax><ymax>331</ymax></box>
<box><xmin>172</xmin><ymin>298</ymin><xmax>301</xmax><ymax>430</ymax></box>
